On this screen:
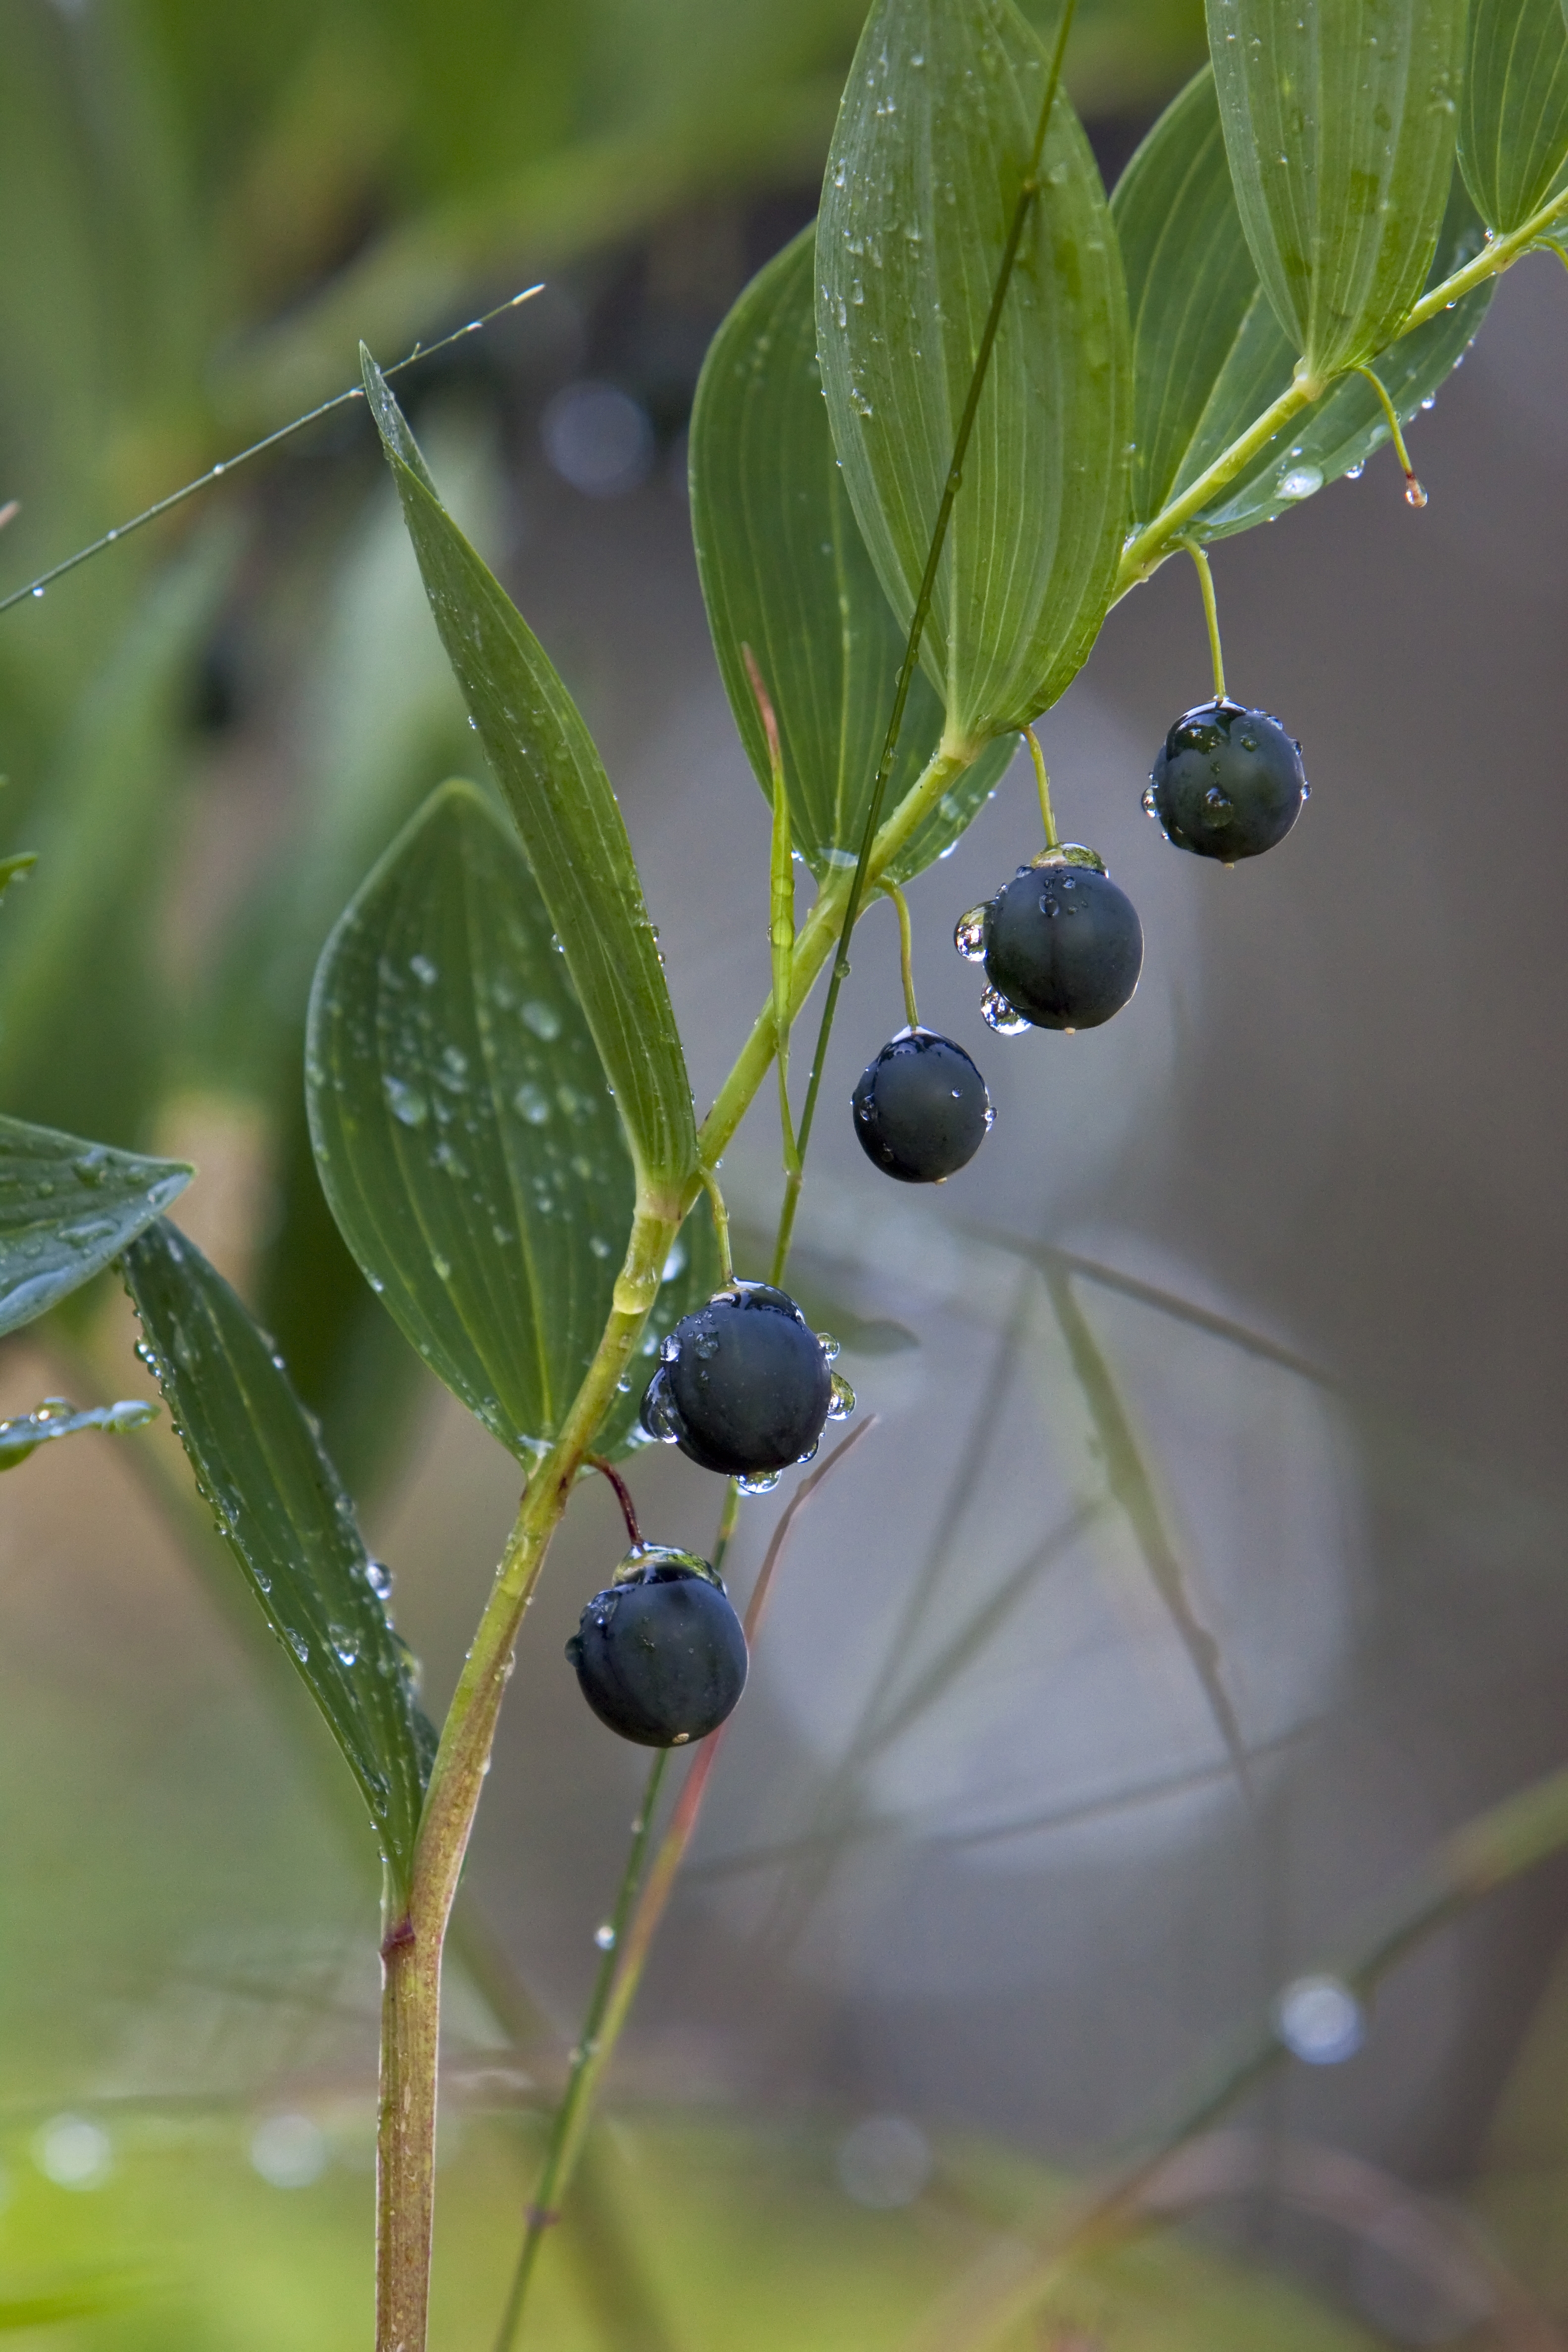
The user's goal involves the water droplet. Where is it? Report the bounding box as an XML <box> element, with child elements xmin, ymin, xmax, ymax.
<box><xmin>366</xmin><ymin>1560</ymin><xmax>393</xmax><ymax>1601</ymax></box>
<box><xmin>1141</xmin><ymin>784</ymin><xmax>1159</xmax><ymax>817</ymax></box>
<box><xmin>514</xmin><ymin>1083</ymin><xmax>550</xmax><ymax>1125</ymax></box>
<box><xmin>827</xmin><ymin>1371</ymin><xmax>856</xmax><ymax>1421</ymax></box>
<box><xmin>30</xmin><ymin>586</ymin><xmax>44</xmax><ymax>600</ymax></box>
<box><xmin>1420</xmin><ymin>394</ymin><xmax>1435</xmax><ymax>411</ymax></box>
<box><xmin>980</xmin><ymin>987</ymin><xmax>1029</xmax><ymax>1035</ymax></box>
<box><xmin>953</xmin><ymin>905</ymin><xmax>989</xmax><ymax>962</ymax></box>
<box><xmin>286</xmin><ymin>1628</ymin><xmax>310</xmax><ymax>1665</ymax></box>
<box><xmin>1204</xmin><ymin>786</ymin><xmax>1231</xmax><ymax>814</ymax></box>
<box><xmin>409</xmin><ymin>953</ymin><xmax>438</xmax><ymax>986</ymax></box>
<box><xmin>737</xmin><ymin>1469</ymin><xmax>781</xmax><ymax>1496</ymax></box>
<box><xmin>816</xmin><ymin>1333</ymin><xmax>841</xmax><ymax>1362</ymax></box>
<box><xmin>521</xmin><ymin>999</ymin><xmax>561</xmax><ymax>1041</ymax></box>
<box><xmin>1280</xmin><ymin>464</ymin><xmax>1323</xmax><ymax>499</ymax></box>
<box><xmin>1404</xmin><ymin>477</ymin><xmax>1429</xmax><ymax>508</ymax></box>
<box><xmin>1275</xmin><ymin>1974</ymin><xmax>1365</xmax><ymax>2064</ymax></box>
<box><xmin>588</xmin><ymin>1236</ymin><xmax>612</xmax><ymax>1260</ymax></box>
<box><xmin>383</xmin><ymin>1076</ymin><xmax>429</xmax><ymax>1128</ymax></box>
<box><xmin>1346</xmin><ymin>460</ymin><xmax>1365</xmax><ymax>479</ymax></box>
<box><xmin>594</xmin><ymin>1923</ymin><xmax>617</xmax><ymax>1951</ymax></box>
<box><xmin>659</xmin><ymin>1331</ymin><xmax>681</xmax><ymax>1363</ymax></box>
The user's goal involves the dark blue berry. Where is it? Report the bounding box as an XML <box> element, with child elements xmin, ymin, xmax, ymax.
<box><xmin>961</xmin><ymin>847</ymin><xmax>1143</xmax><ymax>1033</ymax></box>
<box><xmin>852</xmin><ymin>1028</ymin><xmax>993</xmax><ymax>1183</ymax></box>
<box><xmin>640</xmin><ymin>1281</ymin><xmax>847</xmax><ymax>1480</ymax></box>
<box><xmin>1146</xmin><ymin>698</ymin><xmax>1307</xmax><ymax>860</ymax></box>
<box><xmin>566</xmin><ymin>1546</ymin><xmax>747</xmax><ymax>1747</ymax></box>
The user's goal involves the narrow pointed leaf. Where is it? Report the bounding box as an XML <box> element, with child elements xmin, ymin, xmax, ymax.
<box><xmin>818</xmin><ymin>0</ymin><xmax>1130</xmax><ymax>745</ymax></box>
<box><xmin>0</xmin><ymin>1115</ymin><xmax>191</xmax><ymax>1335</ymax></box>
<box><xmin>1207</xmin><ymin>0</ymin><xmax>1466</xmax><ymax>378</ymax></box>
<box><xmin>1459</xmin><ymin>0</ymin><xmax>1568</xmax><ymax>231</ymax></box>
<box><xmin>308</xmin><ymin>782</ymin><xmax>716</xmax><ymax>1465</ymax></box>
<box><xmin>122</xmin><ymin>1219</ymin><xmax>433</xmax><ymax>1900</ymax></box>
<box><xmin>690</xmin><ymin>225</ymin><xmax>1012</xmax><ymax>884</ymax></box>
<box><xmin>1115</xmin><ymin>69</ymin><xmax>1491</xmax><ymax>539</ymax></box>
<box><xmin>0</xmin><ymin>1394</ymin><xmax>154</xmax><ymax>1472</ymax></box>
<box><xmin>360</xmin><ymin>352</ymin><xmax>695</xmax><ymax>1202</ymax></box>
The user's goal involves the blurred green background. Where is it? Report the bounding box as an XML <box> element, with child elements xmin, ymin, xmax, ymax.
<box><xmin>2</xmin><ymin>0</ymin><xmax>1568</xmax><ymax>2344</ymax></box>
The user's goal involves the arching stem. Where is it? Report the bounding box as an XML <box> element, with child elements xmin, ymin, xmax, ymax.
<box><xmin>1178</xmin><ymin>538</ymin><xmax>1228</xmax><ymax>701</ymax></box>
<box><xmin>583</xmin><ymin>1456</ymin><xmax>642</xmax><ymax>1551</ymax></box>
<box><xmin>1024</xmin><ymin>725</ymin><xmax>1060</xmax><ymax>850</ymax></box>
<box><xmin>879</xmin><ymin>881</ymin><xmax>920</xmax><ymax>1032</ymax></box>
<box><xmin>1352</xmin><ymin>365</ymin><xmax>1427</xmax><ymax>507</ymax></box>
<box><xmin>697</xmin><ymin>1164</ymin><xmax>734</xmax><ymax>1286</ymax></box>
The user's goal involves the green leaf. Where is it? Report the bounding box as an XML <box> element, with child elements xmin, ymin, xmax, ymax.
<box><xmin>308</xmin><ymin>781</ymin><xmax>716</xmax><ymax>1466</ymax></box>
<box><xmin>690</xmin><ymin>224</ymin><xmax>1013</xmax><ymax>885</ymax></box>
<box><xmin>1459</xmin><ymin>0</ymin><xmax>1568</xmax><ymax>231</ymax></box>
<box><xmin>1115</xmin><ymin>68</ymin><xmax>1492</xmax><ymax>538</ymax></box>
<box><xmin>0</xmin><ymin>1114</ymin><xmax>191</xmax><ymax>1336</ymax></box>
<box><xmin>0</xmin><ymin>1393</ymin><xmax>154</xmax><ymax>1471</ymax></box>
<box><xmin>817</xmin><ymin>0</ymin><xmax>1130</xmax><ymax>746</ymax></box>
<box><xmin>122</xmin><ymin>1218</ymin><xmax>433</xmax><ymax>1901</ymax></box>
<box><xmin>359</xmin><ymin>352</ymin><xmax>696</xmax><ymax>1203</ymax></box>
<box><xmin>1207</xmin><ymin>0</ymin><xmax>1466</xmax><ymax>379</ymax></box>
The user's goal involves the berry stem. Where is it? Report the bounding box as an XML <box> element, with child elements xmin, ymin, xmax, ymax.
<box><xmin>1178</xmin><ymin>538</ymin><xmax>1227</xmax><ymax>702</ymax></box>
<box><xmin>1024</xmin><ymin>725</ymin><xmax>1061</xmax><ymax>850</ymax></box>
<box><xmin>710</xmin><ymin>1478</ymin><xmax>742</xmax><ymax>1575</ymax></box>
<box><xmin>1352</xmin><ymin>364</ymin><xmax>1427</xmax><ymax>506</ymax></box>
<box><xmin>879</xmin><ymin>881</ymin><xmax>921</xmax><ymax>1031</ymax></box>
<box><xmin>583</xmin><ymin>1456</ymin><xmax>642</xmax><ymax>1551</ymax></box>
<box><xmin>490</xmin><ymin>1749</ymin><xmax>671</xmax><ymax>2352</ymax></box>
<box><xmin>697</xmin><ymin>1164</ymin><xmax>734</xmax><ymax>1286</ymax></box>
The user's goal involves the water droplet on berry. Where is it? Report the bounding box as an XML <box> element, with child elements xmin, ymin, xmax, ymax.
<box><xmin>737</xmin><ymin>1469</ymin><xmax>781</xmax><ymax>1495</ymax></box>
<box><xmin>953</xmin><ymin>906</ymin><xmax>989</xmax><ymax>962</ymax></box>
<box><xmin>827</xmin><ymin>1372</ymin><xmax>856</xmax><ymax>1421</ymax></box>
<box><xmin>817</xmin><ymin>1333</ymin><xmax>841</xmax><ymax>1362</ymax></box>
<box><xmin>980</xmin><ymin>986</ymin><xmax>1029</xmax><ymax>1035</ymax></box>
<box><xmin>1141</xmin><ymin>784</ymin><xmax>1158</xmax><ymax>816</ymax></box>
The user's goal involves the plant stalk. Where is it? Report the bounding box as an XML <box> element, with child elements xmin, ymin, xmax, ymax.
<box><xmin>374</xmin><ymin>1199</ymin><xmax>679</xmax><ymax>2352</ymax></box>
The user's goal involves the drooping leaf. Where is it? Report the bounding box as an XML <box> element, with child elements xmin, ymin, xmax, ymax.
<box><xmin>308</xmin><ymin>780</ymin><xmax>717</xmax><ymax>1466</ymax></box>
<box><xmin>0</xmin><ymin>1114</ymin><xmax>191</xmax><ymax>1336</ymax></box>
<box><xmin>1207</xmin><ymin>0</ymin><xmax>1467</xmax><ymax>379</ymax></box>
<box><xmin>359</xmin><ymin>352</ymin><xmax>696</xmax><ymax>1203</ymax></box>
<box><xmin>1459</xmin><ymin>0</ymin><xmax>1568</xmax><ymax>231</ymax></box>
<box><xmin>817</xmin><ymin>0</ymin><xmax>1130</xmax><ymax>746</ymax></box>
<box><xmin>1114</xmin><ymin>70</ymin><xmax>1492</xmax><ymax>539</ymax></box>
<box><xmin>690</xmin><ymin>224</ymin><xmax>1013</xmax><ymax>885</ymax></box>
<box><xmin>122</xmin><ymin>1218</ymin><xmax>433</xmax><ymax>1901</ymax></box>
<box><xmin>0</xmin><ymin>1393</ymin><xmax>154</xmax><ymax>1471</ymax></box>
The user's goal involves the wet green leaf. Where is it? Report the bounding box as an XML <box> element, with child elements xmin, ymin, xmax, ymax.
<box><xmin>122</xmin><ymin>1218</ymin><xmax>433</xmax><ymax>1902</ymax></box>
<box><xmin>817</xmin><ymin>0</ymin><xmax>1130</xmax><ymax>746</ymax></box>
<box><xmin>1459</xmin><ymin>0</ymin><xmax>1568</xmax><ymax>231</ymax></box>
<box><xmin>360</xmin><ymin>352</ymin><xmax>696</xmax><ymax>1202</ymax></box>
<box><xmin>1207</xmin><ymin>0</ymin><xmax>1466</xmax><ymax>378</ymax></box>
<box><xmin>1115</xmin><ymin>70</ymin><xmax>1492</xmax><ymax>538</ymax></box>
<box><xmin>0</xmin><ymin>1115</ymin><xmax>191</xmax><ymax>1336</ymax></box>
<box><xmin>307</xmin><ymin>781</ymin><xmax>716</xmax><ymax>1465</ymax></box>
<box><xmin>690</xmin><ymin>225</ymin><xmax>1013</xmax><ymax>885</ymax></box>
<box><xmin>0</xmin><ymin>1393</ymin><xmax>154</xmax><ymax>1471</ymax></box>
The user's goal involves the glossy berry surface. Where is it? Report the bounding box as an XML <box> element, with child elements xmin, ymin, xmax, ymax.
<box><xmin>640</xmin><ymin>1281</ymin><xmax>839</xmax><ymax>1478</ymax></box>
<box><xmin>852</xmin><ymin>1028</ymin><xmax>993</xmax><ymax>1183</ymax></box>
<box><xmin>1147</xmin><ymin>698</ymin><xmax>1307</xmax><ymax>860</ymax></box>
<box><xmin>975</xmin><ymin>850</ymin><xmax>1143</xmax><ymax>1032</ymax></box>
<box><xmin>567</xmin><ymin>1546</ymin><xmax>747</xmax><ymax>1747</ymax></box>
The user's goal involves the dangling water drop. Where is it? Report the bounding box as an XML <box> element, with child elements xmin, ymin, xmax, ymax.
<box><xmin>953</xmin><ymin>905</ymin><xmax>989</xmax><ymax>962</ymax></box>
<box><xmin>827</xmin><ymin>1371</ymin><xmax>856</xmax><ymax>1421</ymax></box>
<box><xmin>737</xmin><ymin>1469</ymin><xmax>782</xmax><ymax>1495</ymax></box>
<box><xmin>980</xmin><ymin>986</ymin><xmax>1029</xmax><ymax>1036</ymax></box>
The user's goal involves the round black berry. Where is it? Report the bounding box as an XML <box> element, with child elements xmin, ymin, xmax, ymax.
<box><xmin>957</xmin><ymin>847</ymin><xmax>1143</xmax><ymax>1033</ymax></box>
<box><xmin>851</xmin><ymin>1027</ymin><xmax>993</xmax><ymax>1183</ymax></box>
<box><xmin>1146</xmin><ymin>698</ymin><xmax>1307</xmax><ymax>861</ymax></box>
<box><xmin>566</xmin><ymin>1546</ymin><xmax>747</xmax><ymax>1747</ymax></box>
<box><xmin>639</xmin><ymin>1281</ymin><xmax>850</xmax><ymax>1482</ymax></box>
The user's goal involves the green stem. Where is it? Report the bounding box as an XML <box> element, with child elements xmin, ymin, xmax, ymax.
<box><xmin>1024</xmin><ymin>725</ymin><xmax>1060</xmax><ymax>850</ymax></box>
<box><xmin>1352</xmin><ymin>363</ymin><xmax>1426</xmax><ymax>505</ymax></box>
<box><xmin>697</xmin><ymin>1164</ymin><xmax>734</xmax><ymax>1286</ymax></box>
<box><xmin>376</xmin><ymin>1200</ymin><xmax>677</xmax><ymax>2352</ymax></box>
<box><xmin>880</xmin><ymin>882</ymin><xmax>920</xmax><ymax>1031</ymax></box>
<box><xmin>1178</xmin><ymin>538</ymin><xmax>1227</xmax><ymax>702</ymax></box>
<box><xmin>491</xmin><ymin>1751</ymin><xmax>671</xmax><ymax>2352</ymax></box>
<box><xmin>710</xmin><ymin>1479</ymin><xmax>742</xmax><ymax>1575</ymax></box>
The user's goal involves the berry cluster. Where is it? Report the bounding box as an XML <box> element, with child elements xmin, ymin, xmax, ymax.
<box><xmin>570</xmin><ymin>691</ymin><xmax>1307</xmax><ymax>1748</ymax></box>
